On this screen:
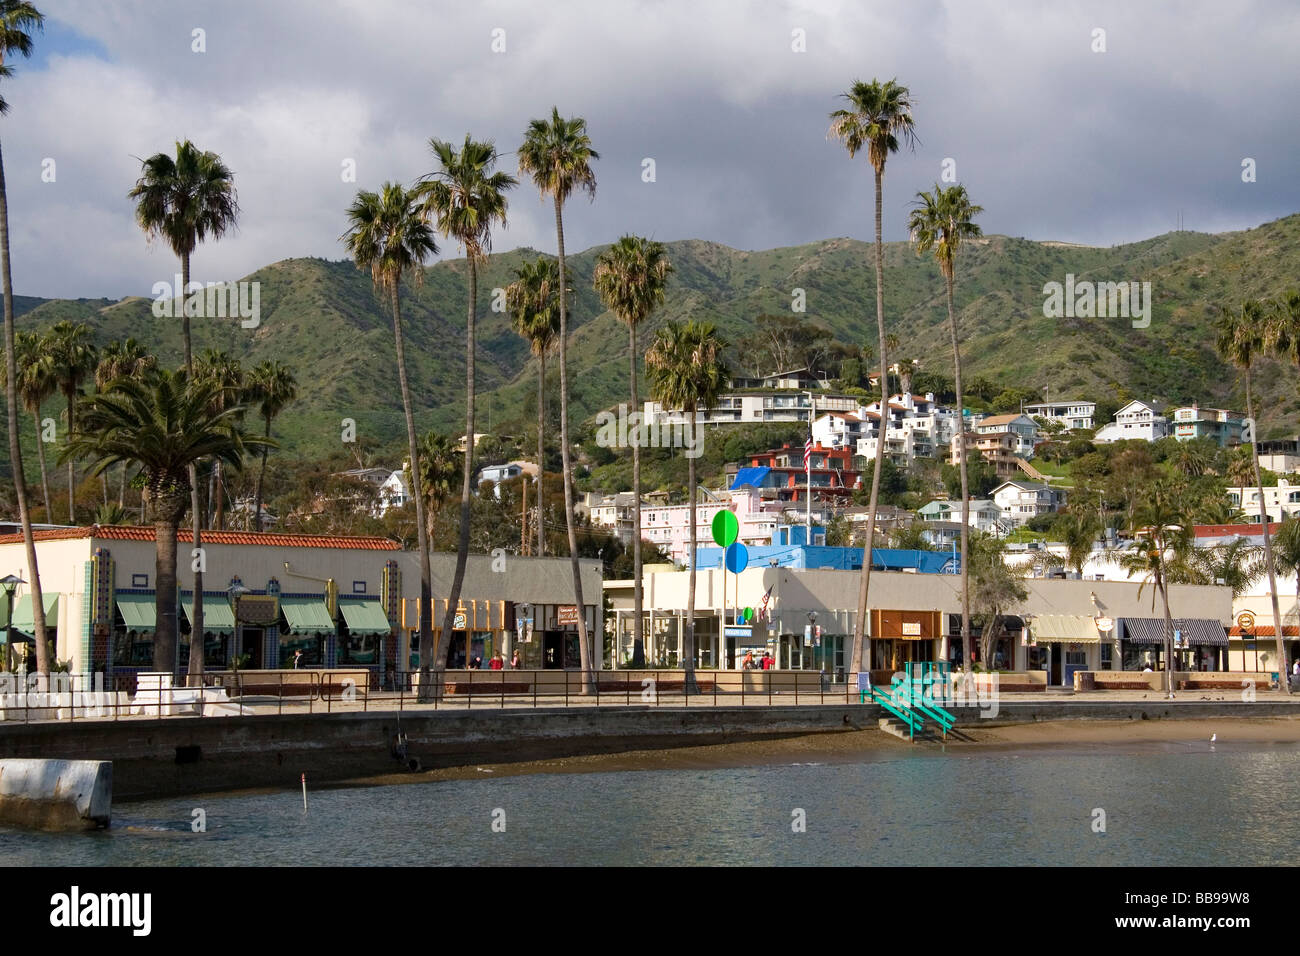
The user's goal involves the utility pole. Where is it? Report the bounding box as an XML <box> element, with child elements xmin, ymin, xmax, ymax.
<box><xmin>806</xmin><ymin>391</ymin><xmax>814</xmax><ymax>544</ymax></box>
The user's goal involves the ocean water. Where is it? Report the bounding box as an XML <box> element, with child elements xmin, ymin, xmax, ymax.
<box><xmin>5</xmin><ymin>743</ymin><xmax>1298</xmax><ymax>866</ymax></box>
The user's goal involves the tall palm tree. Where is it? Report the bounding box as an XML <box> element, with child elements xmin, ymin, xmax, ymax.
<box><xmin>646</xmin><ymin>320</ymin><xmax>729</xmax><ymax>692</ymax></box>
<box><xmin>1110</xmin><ymin>486</ymin><xmax>1192</xmax><ymax>698</ymax></box>
<box><xmin>1270</xmin><ymin>516</ymin><xmax>1300</xmax><ymax>630</ymax></box>
<box><xmin>593</xmin><ymin>235</ymin><xmax>673</xmax><ymax>668</ymax></box>
<box><xmin>129</xmin><ymin>139</ymin><xmax>239</xmax><ymax>682</ymax></box>
<box><xmin>44</xmin><ymin>320</ymin><xmax>96</xmax><ymax>523</ymax></box>
<box><xmin>246</xmin><ymin>360</ymin><xmax>296</xmax><ymax>531</ymax></box>
<box><xmin>416</xmin><ymin>135</ymin><xmax>516</xmax><ymax>668</ymax></box>
<box><xmin>61</xmin><ymin>369</ymin><xmax>266</xmax><ymax>675</ymax></box>
<box><xmin>1217</xmin><ymin>300</ymin><xmax>1289</xmax><ymax>692</ymax></box>
<box><xmin>194</xmin><ymin>349</ymin><xmax>245</xmax><ymax>530</ymax></box>
<box><xmin>506</xmin><ymin>256</ymin><xmax>562</xmax><ymax>556</ymax></box>
<box><xmin>9</xmin><ymin>329</ymin><xmax>54</xmax><ymax>518</ymax></box>
<box><xmin>409</xmin><ymin>431</ymin><xmax>461</xmax><ymax>542</ymax></box>
<box><xmin>96</xmin><ymin>338</ymin><xmax>157</xmax><ymax>508</ymax></box>
<box><xmin>1053</xmin><ymin>508</ymin><xmax>1100</xmax><ymax>575</ymax></box>
<box><xmin>1168</xmin><ymin>538</ymin><xmax>1265</xmax><ymax>599</ymax></box>
<box><xmin>909</xmin><ymin>184</ymin><xmax>983</xmax><ymax>673</ymax></box>
<box><xmin>828</xmin><ymin>78</ymin><xmax>916</xmax><ymax>682</ymax></box>
<box><xmin>342</xmin><ymin>182</ymin><xmax>438</xmax><ymax>690</ymax></box>
<box><xmin>519</xmin><ymin>107</ymin><xmax>600</xmax><ymax>686</ymax></box>
<box><xmin>0</xmin><ymin>0</ymin><xmax>46</xmax><ymax>672</ymax></box>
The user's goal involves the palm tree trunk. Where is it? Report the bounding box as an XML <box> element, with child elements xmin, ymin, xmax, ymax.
<box><xmin>1245</xmin><ymin>365</ymin><xmax>1290</xmax><ymax>692</ymax></box>
<box><xmin>631</xmin><ymin>322</ymin><xmax>644</xmax><ymax>666</ymax></box>
<box><xmin>391</xmin><ymin>286</ymin><xmax>435</xmax><ymax>699</ymax></box>
<box><xmin>1159</xmin><ymin>570</ymin><xmax>1175</xmax><ymax>698</ymax></box>
<box><xmin>947</xmin><ymin>271</ymin><xmax>972</xmax><ymax>676</ymax></box>
<box><xmin>214</xmin><ymin>457</ymin><xmax>226</xmax><ymax>530</ymax></box>
<box><xmin>0</xmin><ymin>137</ymin><xmax>50</xmax><ymax>673</ymax></box>
<box><xmin>117</xmin><ymin>461</ymin><xmax>126</xmax><ymax>510</ymax></box>
<box><xmin>537</xmin><ymin>353</ymin><xmax>546</xmax><ymax>556</ymax></box>
<box><xmin>32</xmin><ymin>410</ymin><xmax>51</xmax><ymax>520</ymax></box>
<box><xmin>184</xmin><ymin>250</ymin><xmax>205</xmax><ymax>686</ymax></box>
<box><xmin>154</xmin><ymin>489</ymin><xmax>187</xmax><ymax>678</ymax></box>
<box><xmin>440</xmin><ymin>257</ymin><xmax>477</xmax><ymax>680</ymax></box>
<box><xmin>553</xmin><ymin>195</ymin><xmax>593</xmax><ymax>692</ymax></box>
<box><xmin>65</xmin><ymin>391</ymin><xmax>75</xmax><ymax>523</ymax></box>
<box><xmin>850</xmin><ymin>166</ymin><xmax>889</xmax><ymax>683</ymax></box>
<box><xmin>254</xmin><ymin>415</ymin><xmax>271</xmax><ymax>532</ymax></box>
<box><xmin>684</xmin><ymin>447</ymin><xmax>698</xmax><ymax>693</ymax></box>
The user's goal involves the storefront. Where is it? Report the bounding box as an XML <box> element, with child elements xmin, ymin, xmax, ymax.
<box><xmin>871</xmin><ymin>609</ymin><xmax>941</xmax><ymax>672</ymax></box>
<box><xmin>1025</xmin><ymin>614</ymin><xmax>1108</xmax><ymax>685</ymax></box>
<box><xmin>1119</xmin><ymin>617</ymin><xmax>1228</xmax><ymax>671</ymax></box>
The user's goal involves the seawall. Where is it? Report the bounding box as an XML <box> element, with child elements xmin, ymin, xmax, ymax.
<box><xmin>0</xmin><ymin>758</ymin><xmax>112</xmax><ymax>830</ymax></box>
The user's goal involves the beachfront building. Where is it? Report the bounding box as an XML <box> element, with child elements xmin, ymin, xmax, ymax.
<box><xmin>604</xmin><ymin>565</ymin><xmax>1229</xmax><ymax>684</ymax></box>
<box><xmin>1024</xmin><ymin>400</ymin><xmax>1096</xmax><ymax>431</ymax></box>
<box><xmin>0</xmin><ymin>526</ymin><xmax>601</xmax><ymax>684</ymax></box>
<box><xmin>1171</xmin><ymin>405</ymin><xmax>1246</xmax><ymax>447</ymax></box>
<box><xmin>1093</xmin><ymin>400</ymin><xmax>1169</xmax><ymax>443</ymax></box>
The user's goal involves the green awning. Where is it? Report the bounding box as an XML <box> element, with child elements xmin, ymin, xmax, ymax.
<box><xmin>9</xmin><ymin>593</ymin><xmax>59</xmax><ymax>630</ymax></box>
<box><xmin>338</xmin><ymin>597</ymin><xmax>391</xmax><ymax>635</ymax></box>
<box><xmin>280</xmin><ymin>595</ymin><xmax>335</xmax><ymax>633</ymax></box>
<box><xmin>181</xmin><ymin>596</ymin><xmax>236</xmax><ymax>635</ymax></box>
<box><xmin>116</xmin><ymin>592</ymin><xmax>157</xmax><ymax>629</ymax></box>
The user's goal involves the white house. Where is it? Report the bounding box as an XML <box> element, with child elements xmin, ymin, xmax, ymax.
<box><xmin>916</xmin><ymin>498</ymin><xmax>1005</xmax><ymax>534</ymax></box>
<box><xmin>332</xmin><ymin>467</ymin><xmax>410</xmax><ymax>518</ymax></box>
<box><xmin>1024</xmin><ymin>400</ymin><xmax>1096</xmax><ymax>431</ymax></box>
<box><xmin>854</xmin><ymin>393</ymin><xmax>958</xmax><ymax>468</ymax></box>
<box><xmin>812</xmin><ymin>411</ymin><xmax>866</xmax><ymax>450</ymax></box>
<box><xmin>582</xmin><ymin>491</ymin><xmax>639</xmax><ymax>544</ymax></box>
<box><xmin>1226</xmin><ymin>478</ymin><xmax>1300</xmax><ymax>523</ymax></box>
<box><xmin>477</xmin><ymin>460</ymin><xmax>538</xmax><ymax>498</ymax></box>
<box><xmin>992</xmin><ymin>479</ymin><xmax>1065</xmax><ymax>526</ymax></box>
<box><xmin>1093</xmin><ymin>400</ymin><xmax>1169</xmax><ymax>443</ymax></box>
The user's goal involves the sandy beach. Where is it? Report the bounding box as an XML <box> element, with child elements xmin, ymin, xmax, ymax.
<box><xmin>332</xmin><ymin>714</ymin><xmax>1300</xmax><ymax>790</ymax></box>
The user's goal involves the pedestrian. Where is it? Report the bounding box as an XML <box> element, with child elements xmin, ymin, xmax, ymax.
<box><xmin>490</xmin><ymin>653</ymin><xmax>504</xmax><ymax>671</ymax></box>
<box><xmin>510</xmin><ymin>650</ymin><xmax>521</xmax><ymax>669</ymax></box>
<box><xmin>742</xmin><ymin>651</ymin><xmax>754</xmax><ymax>670</ymax></box>
<box><xmin>293</xmin><ymin>649</ymin><xmax>303</xmax><ymax>669</ymax></box>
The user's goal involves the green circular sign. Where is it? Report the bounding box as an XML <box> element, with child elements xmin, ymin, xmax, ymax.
<box><xmin>744</xmin><ymin>606</ymin><xmax>755</xmax><ymax>623</ymax></box>
<box><xmin>711</xmin><ymin>510</ymin><xmax>739</xmax><ymax>547</ymax></box>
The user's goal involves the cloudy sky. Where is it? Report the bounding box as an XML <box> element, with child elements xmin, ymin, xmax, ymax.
<box><xmin>6</xmin><ymin>0</ymin><xmax>1299</xmax><ymax>298</ymax></box>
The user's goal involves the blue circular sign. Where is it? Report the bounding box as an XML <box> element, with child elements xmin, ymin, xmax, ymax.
<box><xmin>725</xmin><ymin>542</ymin><xmax>749</xmax><ymax>574</ymax></box>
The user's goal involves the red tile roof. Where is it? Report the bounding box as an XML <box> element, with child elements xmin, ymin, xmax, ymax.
<box><xmin>1194</xmin><ymin>523</ymin><xmax>1283</xmax><ymax>538</ymax></box>
<box><xmin>0</xmin><ymin>525</ymin><xmax>401</xmax><ymax>550</ymax></box>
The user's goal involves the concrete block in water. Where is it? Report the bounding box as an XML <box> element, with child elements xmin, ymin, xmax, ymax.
<box><xmin>0</xmin><ymin>758</ymin><xmax>112</xmax><ymax>830</ymax></box>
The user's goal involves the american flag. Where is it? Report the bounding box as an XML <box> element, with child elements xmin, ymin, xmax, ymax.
<box><xmin>804</xmin><ymin>434</ymin><xmax>812</xmax><ymax>469</ymax></box>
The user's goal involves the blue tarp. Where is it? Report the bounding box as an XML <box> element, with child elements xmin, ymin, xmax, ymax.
<box><xmin>730</xmin><ymin>467</ymin><xmax>772</xmax><ymax>490</ymax></box>
<box><xmin>691</xmin><ymin>545</ymin><xmax>958</xmax><ymax>574</ymax></box>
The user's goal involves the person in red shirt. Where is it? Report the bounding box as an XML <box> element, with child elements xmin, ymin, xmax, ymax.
<box><xmin>489</xmin><ymin>653</ymin><xmax>504</xmax><ymax>670</ymax></box>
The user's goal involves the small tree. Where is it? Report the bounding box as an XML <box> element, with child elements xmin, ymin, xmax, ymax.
<box><xmin>968</xmin><ymin>533</ymin><xmax>1028</xmax><ymax>668</ymax></box>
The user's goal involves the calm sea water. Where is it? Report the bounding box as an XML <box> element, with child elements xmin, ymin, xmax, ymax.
<box><xmin>5</xmin><ymin>744</ymin><xmax>1298</xmax><ymax>866</ymax></box>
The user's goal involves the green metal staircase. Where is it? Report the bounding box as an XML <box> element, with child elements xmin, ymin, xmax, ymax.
<box><xmin>861</xmin><ymin>662</ymin><xmax>956</xmax><ymax>742</ymax></box>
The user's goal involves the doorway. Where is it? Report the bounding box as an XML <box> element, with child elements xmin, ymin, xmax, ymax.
<box><xmin>543</xmin><ymin>631</ymin><xmax>563</xmax><ymax>669</ymax></box>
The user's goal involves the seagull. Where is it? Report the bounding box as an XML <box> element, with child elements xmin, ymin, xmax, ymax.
<box><xmin>476</xmin><ymin>767</ymin><xmax>494</xmax><ymax>773</ymax></box>
<box><xmin>1210</xmin><ymin>733</ymin><xmax>1217</xmax><ymax>743</ymax></box>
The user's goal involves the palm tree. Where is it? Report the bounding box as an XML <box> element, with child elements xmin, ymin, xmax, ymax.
<box><xmin>416</xmin><ymin>135</ymin><xmax>516</xmax><ymax>667</ymax></box>
<box><xmin>9</xmin><ymin>329</ymin><xmax>54</xmax><ymax>518</ymax></box>
<box><xmin>909</xmin><ymin>184</ymin><xmax>983</xmax><ymax>674</ymax></box>
<box><xmin>129</xmin><ymin>139</ymin><xmax>239</xmax><ymax>682</ymax></box>
<box><xmin>194</xmin><ymin>349</ymin><xmax>246</xmax><ymax>530</ymax></box>
<box><xmin>44</xmin><ymin>320</ymin><xmax>97</xmax><ymax>523</ymax></box>
<box><xmin>409</xmin><ymin>431</ymin><xmax>461</xmax><ymax>541</ymax></box>
<box><xmin>828</xmin><ymin>78</ymin><xmax>916</xmax><ymax>682</ymax></box>
<box><xmin>60</xmin><ymin>369</ymin><xmax>266</xmax><ymax>675</ymax></box>
<box><xmin>342</xmin><ymin>182</ymin><xmax>438</xmax><ymax>690</ymax></box>
<box><xmin>646</xmin><ymin>320</ymin><xmax>729</xmax><ymax>692</ymax></box>
<box><xmin>0</xmin><ymin>0</ymin><xmax>45</xmax><ymax>672</ymax></box>
<box><xmin>96</xmin><ymin>338</ymin><xmax>157</xmax><ymax>508</ymax></box>
<box><xmin>593</xmin><ymin>235</ymin><xmax>673</xmax><ymax>668</ymax></box>
<box><xmin>1270</xmin><ymin>516</ymin><xmax>1300</xmax><ymax>628</ymax></box>
<box><xmin>506</xmin><ymin>256</ymin><xmax>562</xmax><ymax>556</ymax></box>
<box><xmin>518</xmin><ymin>107</ymin><xmax>600</xmax><ymax>686</ymax></box>
<box><xmin>1168</xmin><ymin>538</ymin><xmax>1265</xmax><ymax>598</ymax></box>
<box><xmin>246</xmin><ymin>360</ymin><xmax>296</xmax><ymax>532</ymax></box>
<box><xmin>1109</xmin><ymin>486</ymin><xmax>1192</xmax><ymax>698</ymax></box>
<box><xmin>1217</xmin><ymin>300</ymin><xmax>1289</xmax><ymax>692</ymax></box>
<box><xmin>1053</xmin><ymin>509</ymin><xmax>1100</xmax><ymax>575</ymax></box>
<box><xmin>1168</xmin><ymin>439</ymin><xmax>1214</xmax><ymax>478</ymax></box>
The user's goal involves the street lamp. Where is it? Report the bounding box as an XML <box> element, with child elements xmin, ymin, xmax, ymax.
<box><xmin>228</xmin><ymin>582</ymin><xmax>251</xmax><ymax>670</ymax></box>
<box><xmin>2</xmin><ymin>574</ymin><xmax>24</xmax><ymax>674</ymax></box>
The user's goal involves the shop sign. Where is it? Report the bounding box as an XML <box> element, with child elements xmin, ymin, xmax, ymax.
<box><xmin>453</xmin><ymin>611</ymin><xmax>467</xmax><ymax>630</ymax></box>
<box><xmin>236</xmin><ymin>595</ymin><xmax>278</xmax><ymax>624</ymax></box>
<box><xmin>557</xmin><ymin>605</ymin><xmax>580</xmax><ymax>627</ymax></box>
<box><xmin>901</xmin><ymin>622</ymin><xmax>921</xmax><ymax>636</ymax></box>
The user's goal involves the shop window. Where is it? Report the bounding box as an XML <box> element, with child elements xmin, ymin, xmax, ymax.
<box><xmin>1100</xmin><ymin>643</ymin><xmax>1112</xmax><ymax>669</ymax></box>
<box><xmin>339</xmin><ymin>632</ymin><xmax>378</xmax><ymax>665</ymax></box>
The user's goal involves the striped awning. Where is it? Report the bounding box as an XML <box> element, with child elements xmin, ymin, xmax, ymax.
<box><xmin>115</xmin><ymin>592</ymin><xmax>157</xmax><ymax>629</ymax></box>
<box><xmin>338</xmin><ymin>597</ymin><xmax>391</xmax><ymax>635</ymax></box>
<box><xmin>9</xmin><ymin>593</ymin><xmax>58</xmax><ymax>630</ymax></box>
<box><xmin>1121</xmin><ymin>617</ymin><xmax>1227</xmax><ymax>647</ymax></box>
<box><xmin>1031</xmin><ymin>614</ymin><xmax>1105</xmax><ymax>645</ymax></box>
<box><xmin>280</xmin><ymin>596</ymin><xmax>335</xmax><ymax>633</ymax></box>
<box><xmin>181</xmin><ymin>596</ymin><xmax>236</xmax><ymax>635</ymax></box>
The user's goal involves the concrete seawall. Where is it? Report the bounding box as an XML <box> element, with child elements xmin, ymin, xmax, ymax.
<box><xmin>2</xmin><ymin>700</ymin><xmax>1296</xmax><ymax>800</ymax></box>
<box><xmin>0</xmin><ymin>758</ymin><xmax>112</xmax><ymax>830</ymax></box>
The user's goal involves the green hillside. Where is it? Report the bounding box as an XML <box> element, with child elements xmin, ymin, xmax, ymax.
<box><xmin>6</xmin><ymin>213</ymin><xmax>1300</xmax><ymax>466</ymax></box>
